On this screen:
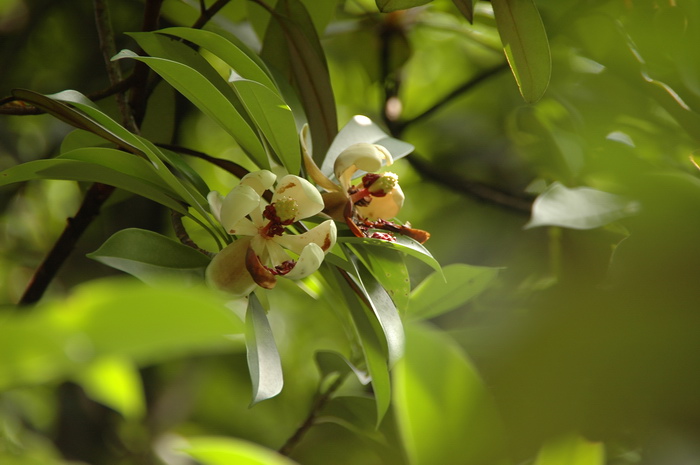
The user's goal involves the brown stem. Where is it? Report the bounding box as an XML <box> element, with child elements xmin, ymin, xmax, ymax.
<box><xmin>156</xmin><ymin>143</ymin><xmax>250</xmax><ymax>179</ymax></box>
<box><xmin>192</xmin><ymin>0</ymin><xmax>231</xmax><ymax>29</ymax></box>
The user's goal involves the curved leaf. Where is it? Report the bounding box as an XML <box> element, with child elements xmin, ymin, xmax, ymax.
<box><xmin>338</xmin><ymin>235</ymin><xmax>441</xmax><ymax>274</ymax></box>
<box><xmin>375</xmin><ymin>0</ymin><xmax>432</xmax><ymax>13</ymax></box>
<box><xmin>350</xmin><ymin>243</ymin><xmax>410</xmax><ymax>314</ymax></box>
<box><xmin>87</xmin><ymin>228</ymin><xmax>211</xmax><ymax>285</ymax></box>
<box><xmin>452</xmin><ymin>0</ymin><xmax>475</xmax><ymax>24</ymax></box>
<box><xmin>491</xmin><ymin>0</ymin><xmax>551</xmax><ymax>103</ymax></box>
<box><xmin>246</xmin><ymin>293</ymin><xmax>284</xmax><ymax>405</ymax></box>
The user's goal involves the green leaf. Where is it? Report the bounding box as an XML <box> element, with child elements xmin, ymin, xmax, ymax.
<box><xmin>393</xmin><ymin>322</ymin><xmax>506</xmax><ymax>465</ymax></box>
<box><xmin>260</xmin><ymin>0</ymin><xmax>338</xmax><ymax>162</ymax></box>
<box><xmin>320</xmin><ymin>115</ymin><xmax>415</xmax><ymax>179</ymax></box>
<box><xmin>347</xmin><ymin>255</ymin><xmax>405</xmax><ymax>367</ymax></box>
<box><xmin>180</xmin><ymin>436</ymin><xmax>298</xmax><ymax>465</ymax></box>
<box><xmin>230</xmin><ymin>79</ymin><xmax>301</xmax><ymax>175</ymax></box>
<box><xmin>112</xmin><ymin>50</ymin><xmax>269</xmax><ymax>170</ymax></box>
<box><xmin>315</xmin><ymin>350</ymin><xmax>370</xmax><ymax>384</ymax></box>
<box><xmin>525</xmin><ymin>182</ymin><xmax>640</xmax><ymax>230</ymax></box>
<box><xmin>157</xmin><ymin>27</ymin><xmax>278</xmax><ymax>91</ymax></box>
<box><xmin>491</xmin><ymin>0</ymin><xmax>551</xmax><ymax>103</ymax></box>
<box><xmin>375</xmin><ymin>0</ymin><xmax>432</xmax><ymax>13</ymax></box>
<box><xmin>0</xmin><ymin>278</ymin><xmax>244</xmax><ymax>391</ymax></box>
<box><xmin>75</xmin><ymin>356</ymin><xmax>145</xmax><ymax>420</ymax></box>
<box><xmin>534</xmin><ymin>434</ymin><xmax>605</xmax><ymax>465</ymax></box>
<box><xmin>317</xmin><ymin>396</ymin><xmax>380</xmax><ymax>440</ymax></box>
<box><xmin>351</xmin><ymin>244</ymin><xmax>410</xmax><ymax>314</ymax></box>
<box><xmin>338</xmin><ymin>235</ymin><xmax>441</xmax><ymax>274</ymax></box>
<box><xmin>87</xmin><ymin>228</ymin><xmax>211</xmax><ymax>285</ymax></box>
<box><xmin>408</xmin><ymin>264</ymin><xmax>500</xmax><ymax>320</ymax></box>
<box><xmin>0</xmin><ymin>158</ymin><xmax>187</xmax><ymax>213</ymax></box>
<box><xmin>246</xmin><ymin>293</ymin><xmax>284</xmax><ymax>405</ymax></box>
<box><xmin>451</xmin><ymin>0</ymin><xmax>475</xmax><ymax>23</ymax></box>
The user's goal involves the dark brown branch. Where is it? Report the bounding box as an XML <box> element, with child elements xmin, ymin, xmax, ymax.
<box><xmin>19</xmin><ymin>183</ymin><xmax>116</xmax><ymax>305</ymax></box>
<box><xmin>156</xmin><ymin>143</ymin><xmax>250</xmax><ymax>179</ymax></box>
<box><xmin>192</xmin><ymin>0</ymin><xmax>231</xmax><ymax>29</ymax></box>
<box><xmin>408</xmin><ymin>153</ymin><xmax>533</xmax><ymax>213</ymax></box>
<box><xmin>278</xmin><ymin>372</ymin><xmax>348</xmax><ymax>456</ymax></box>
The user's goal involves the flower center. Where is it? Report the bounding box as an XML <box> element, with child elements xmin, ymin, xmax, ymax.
<box><xmin>349</xmin><ymin>172</ymin><xmax>400</xmax><ymax>204</ymax></box>
<box><xmin>261</xmin><ymin>197</ymin><xmax>299</xmax><ymax>237</ymax></box>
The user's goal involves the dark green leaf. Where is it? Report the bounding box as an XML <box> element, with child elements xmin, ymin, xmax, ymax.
<box><xmin>393</xmin><ymin>322</ymin><xmax>506</xmax><ymax>465</ymax></box>
<box><xmin>315</xmin><ymin>350</ymin><xmax>370</xmax><ymax>384</ymax></box>
<box><xmin>317</xmin><ymin>396</ymin><xmax>380</xmax><ymax>440</ymax></box>
<box><xmin>451</xmin><ymin>0</ymin><xmax>475</xmax><ymax>23</ymax></box>
<box><xmin>350</xmin><ymin>244</ymin><xmax>410</xmax><ymax>314</ymax></box>
<box><xmin>87</xmin><ymin>228</ymin><xmax>211</xmax><ymax>285</ymax></box>
<box><xmin>260</xmin><ymin>0</ymin><xmax>338</xmax><ymax>162</ymax></box>
<box><xmin>408</xmin><ymin>264</ymin><xmax>500</xmax><ymax>320</ymax></box>
<box><xmin>375</xmin><ymin>0</ymin><xmax>432</xmax><ymax>13</ymax></box>
<box><xmin>525</xmin><ymin>182</ymin><xmax>640</xmax><ymax>230</ymax></box>
<box><xmin>491</xmin><ymin>0</ymin><xmax>551</xmax><ymax>103</ymax></box>
<box><xmin>246</xmin><ymin>293</ymin><xmax>284</xmax><ymax>405</ymax></box>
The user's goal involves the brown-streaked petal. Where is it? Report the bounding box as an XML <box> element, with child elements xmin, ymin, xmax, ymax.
<box><xmin>246</xmin><ymin>245</ymin><xmax>277</xmax><ymax>289</ymax></box>
<box><xmin>205</xmin><ymin>237</ymin><xmax>257</xmax><ymax>296</ymax></box>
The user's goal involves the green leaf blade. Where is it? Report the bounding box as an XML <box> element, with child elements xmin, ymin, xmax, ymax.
<box><xmin>246</xmin><ymin>294</ymin><xmax>284</xmax><ymax>405</ymax></box>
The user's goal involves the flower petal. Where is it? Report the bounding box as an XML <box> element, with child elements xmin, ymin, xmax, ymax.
<box><xmin>205</xmin><ymin>237</ymin><xmax>257</xmax><ymax>296</ymax></box>
<box><xmin>220</xmin><ymin>184</ymin><xmax>261</xmax><ymax>233</ymax></box>
<box><xmin>333</xmin><ymin>143</ymin><xmax>392</xmax><ymax>190</ymax></box>
<box><xmin>272</xmin><ymin>175</ymin><xmax>324</xmax><ymax>219</ymax></box>
<box><xmin>357</xmin><ymin>183</ymin><xmax>404</xmax><ymax>220</ymax></box>
<box><xmin>207</xmin><ymin>191</ymin><xmax>224</xmax><ymax>223</ymax></box>
<box><xmin>246</xmin><ymin>245</ymin><xmax>277</xmax><ymax>289</ymax></box>
<box><xmin>230</xmin><ymin>217</ymin><xmax>258</xmax><ymax>236</ymax></box>
<box><xmin>274</xmin><ymin>220</ymin><xmax>337</xmax><ymax>255</ymax></box>
<box><xmin>283</xmin><ymin>243</ymin><xmax>325</xmax><ymax>280</ymax></box>
<box><xmin>240</xmin><ymin>170</ymin><xmax>276</xmax><ymax>195</ymax></box>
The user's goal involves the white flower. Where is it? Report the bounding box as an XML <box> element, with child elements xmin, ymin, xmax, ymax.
<box><xmin>206</xmin><ymin>170</ymin><xmax>337</xmax><ymax>296</ymax></box>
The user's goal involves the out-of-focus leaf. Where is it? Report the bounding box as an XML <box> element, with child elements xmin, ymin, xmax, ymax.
<box><xmin>0</xmin><ymin>158</ymin><xmax>187</xmax><ymax>213</ymax></box>
<box><xmin>491</xmin><ymin>0</ymin><xmax>551</xmax><ymax>103</ymax></box>
<box><xmin>87</xmin><ymin>228</ymin><xmax>210</xmax><ymax>285</ymax></box>
<box><xmin>230</xmin><ymin>79</ymin><xmax>301</xmax><ymax>175</ymax></box>
<box><xmin>452</xmin><ymin>0</ymin><xmax>475</xmax><ymax>23</ymax></box>
<box><xmin>351</xmin><ymin>244</ymin><xmax>410</xmax><ymax>314</ymax></box>
<box><xmin>60</xmin><ymin>129</ymin><xmax>110</xmax><ymax>153</ymax></box>
<box><xmin>315</xmin><ymin>350</ymin><xmax>370</xmax><ymax>384</ymax></box>
<box><xmin>534</xmin><ymin>433</ymin><xmax>605</xmax><ymax>465</ymax></box>
<box><xmin>246</xmin><ymin>293</ymin><xmax>283</xmax><ymax>405</ymax></box>
<box><xmin>332</xmin><ymin>266</ymin><xmax>391</xmax><ymax>425</ymax></box>
<box><xmin>157</xmin><ymin>27</ymin><xmax>277</xmax><ymax>91</ymax></box>
<box><xmin>408</xmin><ymin>264</ymin><xmax>500</xmax><ymax>320</ymax></box>
<box><xmin>317</xmin><ymin>396</ymin><xmax>380</xmax><ymax>440</ymax></box>
<box><xmin>260</xmin><ymin>0</ymin><xmax>338</xmax><ymax>162</ymax></box>
<box><xmin>321</xmin><ymin>115</ymin><xmax>414</xmax><ymax>179</ymax></box>
<box><xmin>375</xmin><ymin>0</ymin><xmax>432</xmax><ymax>13</ymax></box>
<box><xmin>338</xmin><ymin>235</ymin><xmax>441</xmax><ymax>274</ymax></box>
<box><xmin>76</xmin><ymin>356</ymin><xmax>145</xmax><ymax>420</ymax></box>
<box><xmin>0</xmin><ymin>278</ymin><xmax>244</xmax><ymax>391</ymax></box>
<box><xmin>393</xmin><ymin>322</ymin><xmax>506</xmax><ymax>465</ymax></box>
<box><xmin>525</xmin><ymin>182</ymin><xmax>640</xmax><ymax>230</ymax></box>
<box><xmin>158</xmin><ymin>146</ymin><xmax>212</xmax><ymax>198</ymax></box>
<box><xmin>180</xmin><ymin>436</ymin><xmax>298</xmax><ymax>465</ymax></box>
<box><xmin>112</xmin><ymin>50</ymin><xmax>269</xmax><ymax>170</ymax></box>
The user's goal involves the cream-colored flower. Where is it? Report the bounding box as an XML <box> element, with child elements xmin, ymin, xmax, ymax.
<box><xmin>206</xmin><ymin>170</ymin><xmax>337</xmax><ymax>296</ymax></box>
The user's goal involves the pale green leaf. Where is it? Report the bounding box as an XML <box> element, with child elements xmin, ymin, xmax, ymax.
<box><xmin>181</xmin><ymin>436</ymin><xmax>298</xmax><ymax>465</ymax></box>
<box><xmin>76</xmin><ymin>356</ymin><xmax>145</xmax><ymax>420</ymax></box>
<box><xmin>246</xmin><ymin>293</ymin><xmax>284</xmax><ymax>405</ymax></box>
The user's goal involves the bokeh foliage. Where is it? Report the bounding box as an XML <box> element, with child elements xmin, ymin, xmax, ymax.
<box><xmin>2</xmin><ymin>0</ymin><xmax>700</xmax><ymax>464</ymax></box>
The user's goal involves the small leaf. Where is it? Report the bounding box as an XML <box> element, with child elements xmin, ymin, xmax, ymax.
<box><xmin>180</xmin><ymin>436</ymin><xmax>298</xmax><ymax>465</ymax></box>
<box><xmin>534</xmin><ymin>434</ymin><xmax>605</xmax><ymax>465</ymax></box>
<box><xmin>408</xmin><ymin>264</ymin><xmax>500</xmax><ymax>320</ymax></box>
<box><xmin>375</xmin><ymin>0</ymin><xmax>432</xmax><ymax>13</ymax></box>
<box><xmin>321</xmin><ymin>115</ymin><xmax>414</xmax><ymax>179</ymax></box>
<box><xmin>491</xmin><ymin>0</ymin><xmax>551</xmax><ymax>103</ymax></box>
<box><xmin>451</xmin><ymin>0</ymin><xmax>475</xmax><ymax>24</ymax></box>
<box><xmin>246</xmin><ymin>293</ymin><xmax>284</xmax><ymax>405</ymax></box>
<box><xmin>87</xmin><ymin>228</ymin><xmax>211</xmax><ymax>285</ymax></box>
<box><xmin>525</xmin><ymin>182</ymin><xmax>640</xmax><ymax>230</ymax></box>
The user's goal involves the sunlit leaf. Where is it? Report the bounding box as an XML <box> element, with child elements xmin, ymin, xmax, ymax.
<box><xmin>408</xmin><ymin>264</ymin><xmax>500</xmax><ymax>320</ymax></box>
<box><xmin>246</xmin><ymin>293</ymin><xmax>284</xmax><ymax>405</ymax></box>
<box><xmin>87</xmin><ymin>228</ymin><xmax>211</xmax><ymax>285</ymax></box>
<box><xmin>394</xmin><ymin>322</ymin><xmax>506</xmax><ymax>465</ymax></box>
<box><xmin>181</xmin><ymin>436</ymin><xmax>298</xmax><ymax>465</ymax></box>
<box><xmin>534</xmin><ymin>433</ymin><xmax>605</xmax><ymax>465</ymax></box>
<box><xmin>260</xmin><ymin>0</ymin><xmax>338</xmax><ymax>162</ymax></box>
<box><xmin>525</xmin><ymin>182</ymin><xmax>640</xmax><ymax>230</ymax></box>
<box><xmin>0</xmin><ymin>278</ymin><xmax>244</xmax><ymax>391</ymax></box>
<box><xmin>338</xmin><ymin>235</ymin><xmax>441</xmax><ymax>274</ymax></box>
<box><xmin>375</xmin><ymin>0</ymin><xmax>432</xmax><ymax>13</ymax></box>
<box><xmin>350</xmin><ymin>244</ymin><xmax>410</xmax><ymax>314</ymax></box>
<box><xmin>76</xmin><ymin>356</ymin><xmax>145</xmax><ymax>420</ymax></box>
<box><xmin>491</xmin><ymin>0</ymin><xmax>551</xmax><ymax>103</ymax></box>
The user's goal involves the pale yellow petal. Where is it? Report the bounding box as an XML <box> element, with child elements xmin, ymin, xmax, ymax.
<box><xmin>284</xmin><ymin>243</ymin><xmax>324</xmax><ymax>279</ymax></box>
<box><xmin>207</xmin><ymin>191</ymin><xmax>224</xmax><ymax>223</ymax></box>
<box><xmin>220</xmin><ymin>184</ymin><xmax>260</xmax><ymax>232</ymax></box>
<box><xmin>240</xmin><ymin>170</ymin><xmax>276</xmax><ymax>195</ymax></box>
<box><xmin>333</xmin><ymin>143</ymin><xmax>393</xmax><ymax>190</ymax></box>
<box><xmin>274</xmin><ymin>220</ymin><xmax>337</xmax><ymax>255</ymax></box>
<box><xmin>205</xmin><ymin>237</ymin><xmax>257</xmax><ymax>296</ymax></box>
<box><xmin>357</xmin><ymin>183</ymin><xmax>404</xmax><ymax>220</ymax></box>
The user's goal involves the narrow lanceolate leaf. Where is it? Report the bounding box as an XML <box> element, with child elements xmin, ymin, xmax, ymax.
<box><xmin>375</xmin><ymin>0</ymin><xmax>432</xmax><ymax>12</ymax></box>
<box><xmin>491</xmin><ymin>0</ymin><xmax>551</xmax><ymax>103</ymax></box>
<box><xmin>87</xmin><ymin>228</ymin><xmax>211</xmax><ymax>285</ymax></box>
<box><xmin>525</xmin><ymin>182</ymin><xmax>640</xmax><ymax>230</ymax></box>
<box><xmin>338</xmin><ymin>235</ymin><xmax>441</xmax><ymax>274</ymax></box>
<box><xmin>451</xmin><ymin>0</ymin><xmax>475</xmax><ymax>24</ymax></box>
<box><xmin>245</xmin><ymin>294</ymin><xmax>283</xmax><ymax>405</ymax></box>
<box><xmin>260</xmin><ymin>0</ymin><xmax>338</xmax><ymax>162</ymax></box>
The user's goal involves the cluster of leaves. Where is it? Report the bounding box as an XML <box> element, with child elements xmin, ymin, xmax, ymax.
<box><xmin>3</xmin><ymin>0</ymin><xmax>700</xmax><ymax>464</ymax></box>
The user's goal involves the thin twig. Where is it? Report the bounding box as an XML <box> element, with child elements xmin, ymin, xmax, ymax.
<box><xmin>156</xmin><ymin>143</ymin><xmax>250</xmax><ymax>179</ymax></box>
<box><xmin>192</xmin><ymin>0</ymin><xmax>231</xmax><ymax>29</ymax></box>
<box><xmin>278</xmin><ymin>372</ymin><xmax>348</xmax><ymax>456</ymax></box>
